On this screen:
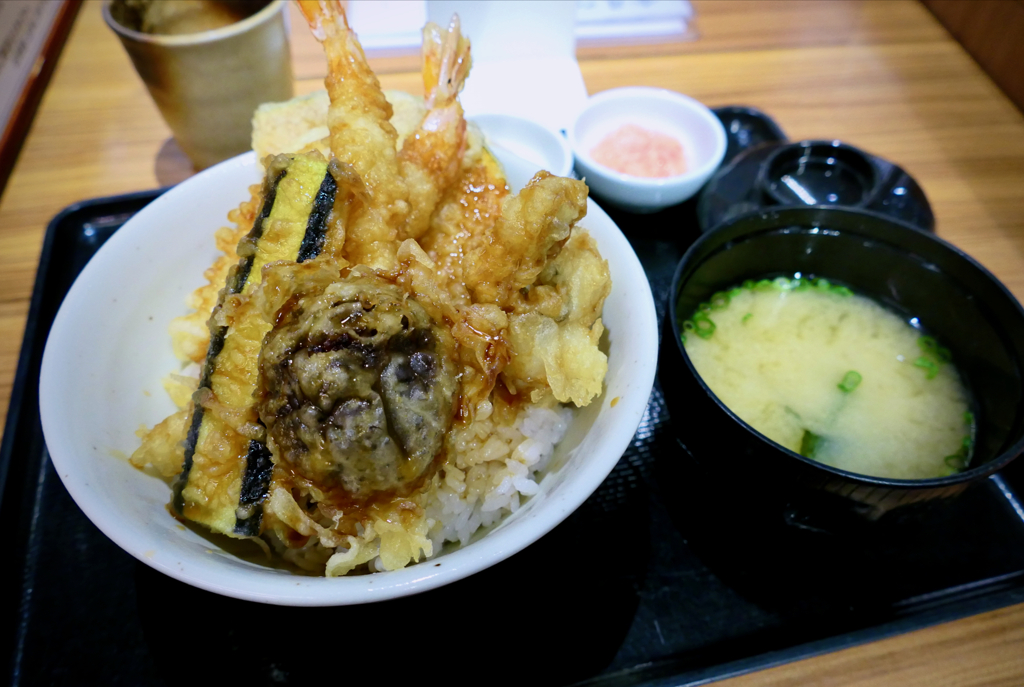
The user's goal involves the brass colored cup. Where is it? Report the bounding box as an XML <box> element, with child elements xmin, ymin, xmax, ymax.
<box><xmin>103</xmin><ymin>0</ymin><xmax>293</xmax><ymax>170</ymax></box>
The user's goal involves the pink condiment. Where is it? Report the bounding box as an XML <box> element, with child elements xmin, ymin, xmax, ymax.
<box><xmin>590</xmin><ymin>124</ymin><xmax>687</xmax><ymax>178</ymax></box>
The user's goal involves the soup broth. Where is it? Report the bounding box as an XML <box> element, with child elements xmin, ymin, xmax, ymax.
<box><xmin>682</xmin><ymin>277</ymin><xmax>974</xmax><ymax>479</ymax></box>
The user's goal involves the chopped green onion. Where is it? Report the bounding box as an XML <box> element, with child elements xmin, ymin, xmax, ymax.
<box><xmin>912</xmin><ymin>334</ymin><xmax>953</xmax><ymax>372</ymax></box>
<box><xmin>914</xmin><ymin>357</ymin><xmax>939</xmax><ymax>379</ymax></box>
<box><xmin>742</xmin><ymin>312</ymin><xmax>753</xmax><ymax>324</ymax></box>
<box><xmin>742</xmin><ymin>279</ymin><xmax>756</xmax><ymax>290</ymax></box>
<box><xmin>814</xmin><ymin>278</ymin><xmax>832</xmax><ymax>292</ymax></box>
<box><xmin>710</xmin><ymin>291</ymin><xmax>730</xmax><ymax>310</ymax></box>
<box><xmin>754</xmin><ymin>279</ymin><xmax>773</xmax><ymax>291</ymax></box>
<box><xmin>727</xmin><ymin>286</ymin><xmax>744</xmax><ymax>299</ymax></box>
<box><xmin>773</xmin><ymin>276</ymin><xmax>794</xmax><ymax>290</ymax></box>
<box><xmin>941</xmin><ymin>431</ymin><xmax>973</xmax><ymax>474</ymax></box>
<box><xmin>944</xmin><ymin>454</ymin><xmax>965</xmax><ymax>471</ymax></box>
<box><xmin>838</xmin><ymin>370</ymin><xmax>862</xmax><ymax>393</ymax></box>
<box><xmin>692</xmin><ymin>312</ymin><xmax>716</xmax><ymax>339</ymax></box>
<box><xmin>800</xmin><ymin>430</ymin><xmax>823</xmax><ymax>459</ymax></box>
<box><xmin>964</xmin><ymin>411</ymin><xmax>975</xmax><ymax>426</ymax></box>
<box><xmin>830</xmin><ymin>285</ymin><xmax>853</xmax><ymax>297</ymax></box>
<box><xmin>698</xmin><ymin>301</ymin><xmax>713</xmax><ymax>314</ymax></box>
<box><xmin>682</xmin><ymin>320</ymin><xmax>696</xmax><ymax>333</ymax></box>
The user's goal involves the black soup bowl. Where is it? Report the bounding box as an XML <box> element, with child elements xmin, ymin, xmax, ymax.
<box><xmin>659</xmin><ymin>206</ymin><xmax>1024</xmax><ymax>519</ymax></box>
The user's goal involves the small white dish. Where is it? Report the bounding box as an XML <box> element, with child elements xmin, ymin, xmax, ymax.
<box><xmin>39</xmin><ymin>144</ymin><xmax>658</xmax><ymax>606</ymax></box>
<box><xmin>472</xmin><ymin>113</ymin><xmax>574</xmax><ymax>178</ymax></box>
<box><xmin>569</xmin><ymin>87</ymin><xmax>727</xmax><ymax>213</ymax></box>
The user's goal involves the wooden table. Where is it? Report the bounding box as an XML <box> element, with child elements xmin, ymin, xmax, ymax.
<box><xmin>2</xmin><ymin>1</ymin><xmax>1023</xmax><ymax>684</ymax></box>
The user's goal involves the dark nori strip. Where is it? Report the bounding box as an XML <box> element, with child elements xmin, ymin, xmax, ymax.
<box><xmin>196</xmin><ymin>325</ymin><xmax>227</xmax><ymax>390</ymax></box>
<box><xmin>172</xmin><ymin>401</ymin><xmax>207</xmax><ymax>514</ymax></box>
<box><xmin>233</xmin><ymin>439</ymin><xmax>275</xmax><ymax>536</ymax></box>
<box><xmin>234</xmin><ymin>167</ymin><xmax>286</xmax><ymax>288</ymax></box>
<box><xmin>296</xmin><ymin>170</ymin><xmax>337</xmax><ymax>263</ymax></box>
<box><xmin>171</xmin><ymin>167</ymin><xmax>287</xmax><ymax>514</ymax></box>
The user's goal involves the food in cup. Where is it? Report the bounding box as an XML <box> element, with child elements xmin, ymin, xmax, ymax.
<box><xmin>680</xmin><ymin>276</ymin><xmax>974</xmax><ymax>479</ymax></box>
<box><xmin>589</xmin><ymin>123</ymin><xmax>687</xmax><ymax>178</ymax></box>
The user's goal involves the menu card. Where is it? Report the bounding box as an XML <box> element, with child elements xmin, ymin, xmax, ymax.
<box><xmin>0</xmin><ymin>2</ymin><xmax>63</xmax><ymax>147</ymax></box>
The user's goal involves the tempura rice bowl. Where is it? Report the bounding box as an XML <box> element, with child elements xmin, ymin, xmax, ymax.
<box><xmin>39</xmin><ymin>148</ymin><xmax>658</xmax><ymax>605</ymax></box>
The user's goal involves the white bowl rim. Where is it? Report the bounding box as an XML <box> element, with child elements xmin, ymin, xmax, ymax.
<box><xmin>38</xmin><ymin>149</ymin><xmax>659</xmax><ymax>606</ymax></box>
<box><xmin>569</xmin><ymin>86</ymin><xmax>728</xmax><ymax>188</ymax></box>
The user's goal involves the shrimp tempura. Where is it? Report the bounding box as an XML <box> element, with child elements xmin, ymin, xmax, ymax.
<box><xmin>397</xmin><ymin>17</ymin><xmax>473</xmax><ymax>241</ymax></box>
<box><xmin>298</xmin><ymin>0</ymin><xmax>410</xmax><ymax>269</ymax></box>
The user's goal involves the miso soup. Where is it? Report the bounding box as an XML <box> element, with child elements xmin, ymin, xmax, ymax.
<box><xmin>681</xmin><ymin>277</ymin><xmax>974</xmax><ymax>480</ymax></box>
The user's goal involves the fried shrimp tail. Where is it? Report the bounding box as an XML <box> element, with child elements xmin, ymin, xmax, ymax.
<box><xmin>421</xmin><ymin>15</ymin><xmax>472</xmax><ymax>109</ymax></box>
<box><xmin>398</xmin><ymin>16</ymin><xmax>472</xmax><ymax>241</ymax></box>
<box><xmin>298</xmin><ymin>0</ymin><xmax>409</xmax><ymax>269</ymax></box>
<box><xmin>296</xmin><ymin>1</ymin><xmax>396</xmax><ymax>179</ymax></box>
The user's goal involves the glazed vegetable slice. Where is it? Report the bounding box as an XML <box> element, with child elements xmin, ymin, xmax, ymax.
<box><xmin>173</xmin><ymin>154</ymin><xmax>338</xmax><ymax>537</ymax></box>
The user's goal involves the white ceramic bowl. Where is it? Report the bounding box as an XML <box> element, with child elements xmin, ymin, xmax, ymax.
<box><xmin>472</xmin><ymin>114</ymin><xmax>574</xmax><ymax>178</ymax></box>
<box><xmin>569</xmin><ymin>87</ymin><xmax>728</xmax><ymax>213</ymax></box>
<box><xmin>39</xmin><ymin>146</ymin><xmax>658</xmax><ymax>606</ymax></box>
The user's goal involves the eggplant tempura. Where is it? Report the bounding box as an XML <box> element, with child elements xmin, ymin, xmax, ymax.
<box><xmin>131</xmin><ymin>0</ymin><xmax>611</xmax><ymax>575</ymax></box>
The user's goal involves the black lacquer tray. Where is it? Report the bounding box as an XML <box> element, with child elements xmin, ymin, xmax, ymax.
<box><xmin>5</xmin><ymin>146</ymin><xmax>1024</xmax><ymax>686</ymax></box>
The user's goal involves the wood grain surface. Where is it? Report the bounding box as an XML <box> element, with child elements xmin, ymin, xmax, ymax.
<box><xmin>923</xmin><ymin>0</ymin><xmax>1024</xmax><ymax>113</ymax></box>
<box><xmin>0</xmin><ymin>0</ymin><xmax>81</xmax><ymax>195</ymax></box>
<box><xmin>1</xmin><ymin>1</ymin><xmax>1022</xmax><ymax>684</ymax></box>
